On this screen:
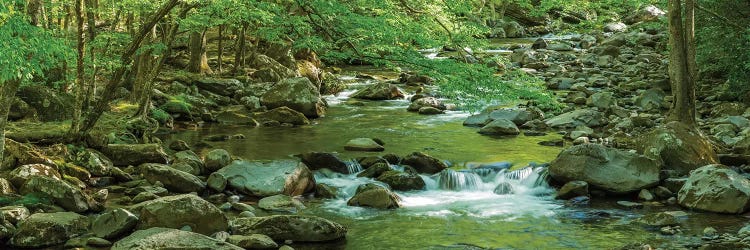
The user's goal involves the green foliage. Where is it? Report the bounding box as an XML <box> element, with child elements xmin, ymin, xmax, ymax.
<box><xmin>0</xmin><ymin>1</ymin><xmax>71</xmax><ymax>84</ymax></box>
<box><xmin>0</xmin><ymin>193</ymin><xmax>51</xmax><ymax>207</ymax></box>
<box><xmin>696</xmin><ymin>0</ymin><xmax>750</xmax><ymax>100</ymax></box>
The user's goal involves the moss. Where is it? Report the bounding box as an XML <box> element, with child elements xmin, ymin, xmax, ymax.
<box><xmin>150</xmin><ymin>108</ymin><xmax>171</xmax><ymax>124</ymax></box>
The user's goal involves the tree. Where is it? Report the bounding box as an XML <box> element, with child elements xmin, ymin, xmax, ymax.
<box><xmin>667</xmin><ymin>0</ymin><xmax>697</xmax><ymax>126</ymax></box>
<box><xmin>0</xmin><ymin>1</ymin><xmax>69</xmax><ymax>162</ymax></box>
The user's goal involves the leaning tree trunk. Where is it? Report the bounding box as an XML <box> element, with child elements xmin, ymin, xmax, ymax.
<box><xmin>0</xmin><ymin>79</ymin><xmax>21</xmax><ymax>164</ymax></box>
<box><xmin>217</xmin><ymin>24</ymin><xmax>224</xmax><ymax>74</ymax></box>
<box><xmin>187</xmin><ymin>30</ymin><xmax>212</xmax><ymax>74</ymax></box>
<box><xmin>667</xmin><ymin>0</ymin><xmax>697</xmax><ymax>126</ymax></box>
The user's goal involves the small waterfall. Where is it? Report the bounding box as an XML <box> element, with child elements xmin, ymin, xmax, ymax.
<box><xmin>502</xmin><ymin>167</ymin><xmax>535</xmax><ymax>181</ymax></box>
<box><xmin>346</xmin><ymin>160</ymin><xmax>364</xmax><ymax>174</ymax></box>
<box><xmin>436</xmin><ymin>169</ymin><xmax>484</xmax><ymax>191</ymax></box>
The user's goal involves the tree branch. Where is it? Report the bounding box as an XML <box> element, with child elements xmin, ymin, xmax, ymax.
<box><xmin>696</xmin><ymin>4</ymin><xmax>744</xmax><ymax>30</ymax></box>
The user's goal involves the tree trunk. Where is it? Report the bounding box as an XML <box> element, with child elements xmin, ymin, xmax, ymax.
<box><xmin>218</xmin><ymin>24</ymin><xmax>223</xmax><ymax>74</ymax></box>
<box><xmin>0</xmin><ymin>79</ymin><xmax>21</xmax><ymax>164</ymax></box>
<box><xmin>667</xmin><ymin>0</ymin><xmax>697</xmax><ymax>126</ymax></box>
<box><xmin>234</xmin><ymin>23</ymin><xmax>247</xmax><ymax>73</ymax></box>
<box><xmin>70</xmin><ymin>0</ymin><xmax>86</xmax><ymax>136</ymax></box>
<box><xmin>75</xmin><ymin>0</ymin><xmax>180</xmax><ymax>140</ymax></box>
<box><xmin>187</xmin><ymin>30</ymin><xmax>212</xmax><ymax>74</ymax></box>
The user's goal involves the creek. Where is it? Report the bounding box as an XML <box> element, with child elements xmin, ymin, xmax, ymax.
<box><xmin>166</xmin><ymin>64</ymin><xmax>744</xmax><ymax>250</ymax></box>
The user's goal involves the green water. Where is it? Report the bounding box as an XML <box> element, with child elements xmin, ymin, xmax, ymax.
<box><xmin>166</xmin><ymin>75</ymin><xmax>746</xmax><ymax>250</ymax></box>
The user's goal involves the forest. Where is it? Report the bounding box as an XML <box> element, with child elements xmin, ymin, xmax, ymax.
<box><xmin>0</xmin><ymin>0</ymin><xmax>749</xmax><ymax>249</ymax></box>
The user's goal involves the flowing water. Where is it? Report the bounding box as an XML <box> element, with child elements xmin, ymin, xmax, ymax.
<box><xmin>167</xmin><ymin>71</ymin><xmax>747</xmax><ymax>249</ymax></box>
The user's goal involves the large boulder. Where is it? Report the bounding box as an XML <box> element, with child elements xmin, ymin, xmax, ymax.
<box><xmin>502</xmin><ymin>21</ymin><xmax>525</xmax><ymax>38</ymax></box>
<box><xmin>488</xmin><ymin>108</ymin><xmax>544</xmax><ymax>125</ymax></box>
<box><xmin>129</xmin><ymin>194</ymin><xmax>228</xmax><ymax>235</ymax></box>
<box><xmin>214</xmin><ymin>105</ymin><xmax>258</xmax><ymax>125</ymax></box>
<box><xmin>195</xmin><ymin>77</ymin><xmax>243</xmax><ymax>96</ymax></box>
<box><xmin>545</xmin><ymin>109</ymin><xmax>607</xmax><ymax>128</ymax></box>
<box><xmin>255</xmin><ymin>106</ymin><xmax>310</xmax><ymax>125</ymax></box>
<box><xmin>624</xmin><ymin>5</ymin><xmax>666</xmax><ymax>24</ymax></box>
<box><xmin>140</xmin><ymin>163</ymin><xmax>205</xmax><ymax>193</ymax></box>
<box><xmin>260</xmin><ymin>77</ymin><xmax>326</xmax><ymax>118</ymax></box>
<box><xmin>16</xmin><ymin>85</ymin><xmax>73</xmax><ymax>122</ymax></box>
<box><xmin>478</xmin><ymin>119</ymin><xmax>520</xmax><ymax>136</ymax></box>
<box><xmin>8</xmin><ymin>163</ymin><xmax>62</xmax><ymax>187</ymax></box>
<box><xmin>678</xmin><ymin>164</ymin><xmax>750</xmax><ymax>214</ymax></box>
<box><xmin>231</xmin><ymin>215</ymin><xmax>346</xmax><ymax>242</ymax></box>
<box><xmin>101</xmin><ymin>144</ymin><xmax>168</xmax><ymax>166</ymax></box>
<box><xmin>407</xmin><ymin>97</ymin><xmax>446</xmax><ymax>112</ymax></box>
<box><xmin>204</xmin><ymin>149</ymin><xmax>232</xmax><ymax>173</ymax></box>
<box><xmin>347</xmin><ymin>183</ymin><xmax>401</xmax><ymax>209</ymax></box>
<box><xmin>295</xmin><ymin>152</ymin><xmax>349</xmax><ymax>173</ymax></box>
<box><xmin>207</xmin><ymin>160</ymin><xmax>315</xmax><ymax>197</ymax></box>
<box><xmin>20</xmin><ymin>175</ymin><xmax>90</xmax><ymax>212</ymax></box>
<box><xmin>111</xmin><ymin>227</ymin><xmax>243</xmax><ymax>250</ymax></box>
<box><xmin>75</xmin><ymin>149</ymin><xmax>113</xmax><ymax>176</ymax></box>
<box><xmin>250</xmin><ymin>54</ymin><xmax>297</xmax><ymax>83</ymax></box>
<box><xmin>92</xmin><ymin>208</ymin><xmax>139</xmax><ymax>240</ymax></box>
<box><xmin>172</xmin><ymin>150</ymin><xmax>204</xmax><ymax>175</ymax></box>
<box><xmin>402</xmin><ymin>152</ymin><xmax>447</xmax><ymax>174</ymax></box>
<box><xmin>549</xmin><ymin>144</ymin><xmax>661</xmax><ymax>194</ymax></box>
<box><xmin>376</xmin><ymin>171</ymin><xmax>426</xmax><ymax>191</ymax></box>
<box><xmin>9</xmin><ymin>212</ymin><xmax>89</xmax><ymax>248</ymax></box>
<box><xmin>350</xmin><ymin>82</ymin><xmax>405</xmax><ymax>100</ymax></box>
<box><xmin>637</xmin><ymin>122</ymin><xmax>718</xmax><ymax>176</ymax></box>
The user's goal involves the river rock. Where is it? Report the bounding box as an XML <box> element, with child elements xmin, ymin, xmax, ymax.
<box><xmin>488</xmin><ymin>108</ymin><xmax>543</xmax><ymax>125</ymax></box>
<box><xmin>493</xmin><ymin>182</ymin><xmax>514</xmax><ymax>195</ymax></box>
<box><xmin>130</xmin><ymin>194</ymin><xmax>228</xmax><ymax>235</ymax></box>
<box><xmin>258</xmin><ymin>194</ymin><xmax>305</xmax><ymax>213</ymax></box>
<box><xmin>215</xmin><ymin>105</ymin><xmax>258</xmax><ymax>125</ymax></box>
<box><xmin>195</xmin><ymin>77</ymin><xmax>242</xmax><ymax>96</ymax></box>
<box><xmin>376</xmin><ymin>170</ymin><xmax>425</xmax><ymax>191</ymax></box>
<box><xmin>9</xmin><ymin>212</ymin><xmax>89</xmax><ymax>248</ymax></box>
<box><xmin>545</xmin><ymin>109</ymin><xmax>607</xmax><ymax>128</ymax></box>
<box><xmin>295</xmin><ymin>152</ymin><xmax>349</xmax><ymax>173</ymax></box>
<box><xmin>101</xmin><ymin>144</ymin><xmax>168</xmax><ymax>166</ymax></box>
<box><xmin>207</xmin><ymin>160</ymin><xmax>314</xmax><ymax>197</ymax></box>
<box><xmin>418</xmin><ymin>107</ymin><xmax>444</xmax><ymax>115</ymax></box>
<box><xmin>402</xmin><ymin>152</ymin><xmax>448</xmax><ymax>174</ymax></box>
<box><xmin>16</xmin><ymin>85</ymin><xmax>73</xmax><ymax>122</ymax></box>
<box><xmin>231</xmin><ymin>215</ymin><xmax>346</xmax><ymax>242</ymax></box>
<box><xmin>76</xmin><ymin>149</ymin><xmax>113</xmax><ymax>176</ymax></box>
<box><xmin>637</xmin><ymin>121</ymin><xmax>718</xmax><ymax>176</ymax></box>
<box><xmin>92</xmin><ymin>208</ymin><xmax>139</xmax><ymax>239</ymax></box>
<box><xmin>407</xmin><ymin>97</ymin><xmax>446</xmax><ymax>111</ymax></box>
<box><xmin>351</xmin><ymin>81</ymin><xmax>405</xmax><ymax>100</ymax></box>
<box><xmin>0</xmin><ymin>205</ymin><xmax>29</xmax><ymax>224</ymax></box>
<box><xmin>549</xmin><ymin>144</ymin><xmax>660</xmax><ymax>194</ymax></box>
<box><xmin>227</xmin><ymin>234</ymin><xmax>278</xmax><ymax>249</ymax></box>
<box><xmin>635</xmin><ymin>211</ymin><xmax>681</xmax><ymax>227</ymax></box>
<box><xmin>205</xmin><ymin>149</ymin><xmax>232</xmax><ymax>172</ymax></box>
<box><xmin>624</xmin><ymin>5</ymin><xmax>665</xmax><ymax>24</ymax></box>
<box><xmin>678</xmin><ymin>164</ymin><xmax>750</xmax><ymax>214</ymax></box>
<box><xmin>0</xmin><ymin>178</ymin><xmax>14</xmax><ymax>195</ymax></box>
<box><xmin>260</xmin><ymin>77</ymin><xmax>326</xmax><ymax>118</ymax></box>
<box><xmin>502</xmin><ymin>21</ymin><xmax>525</xmax><ymax>38</ymax></box>
<box><xmin>8</xmin><ymin>163</ymin><xmax>61</xmax><ymax>187</ymax></box>
<box><xmin>357</xmin><ymin>162</ymin><xmax>391</xmax><ymax>178</ymax></box>
<box><xmin>347</xmin><ymin>183</ymin><xmax>401</xmax><ymax>209</ymax></box>
<box><xmin>20</xmin><ymin>175</ymin><xmax>90</xmax><ymax>212</ymax></box>
<box><xmin>111</xmin><ymin>227</ymin><xmax>243</xmax><ymax>250</ymax></box>
<box><xmin>604</xmin><ymin>22</ymin><xmax>627</xmax><ymax>32</ymax></box>
<box><xmin>315</xmin><ymin>183</ymin><xmax>338</xmax><ymax>199</ymax></box>
<box><xmin>634</xmin><ymin>88</ymin><xmax>666</xmax><ymax>111</ymax></box>
<box><xmin>588</xmin><ymin>92</ymin><xmax>617</xmax><ymax>110</ymax></box>
<box><xmin>344</xmin><ymin>138</ymin><xmax>384</xmax><ymax>152</ymax></box>
<box><xmin>479</xmin><ymin>118</ymin><xmax>520</xmax><ymax>136</ymax></box>
<box><xmin>556</xmin><ymin>181</ymin><xmax>589</xmax><ymax>199</ymax></box>
<box><xmin>140</xmin><ymin>163</ymin><xmax>205</xmax><ymax>193</ymax></box>
<box><xmin>172</xmin><ymin>150</ymin><xmax>204</xmax><ymax>175</ymax></box>
<box><xmin>255</xmin><ymin>106</ymin><xmax>310</xmax><ymax>125</ymax></box>
<box><xmin>463</xmin><ymin>113</ymin><xmax>493</xmax><ymax>127</ymax></box>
